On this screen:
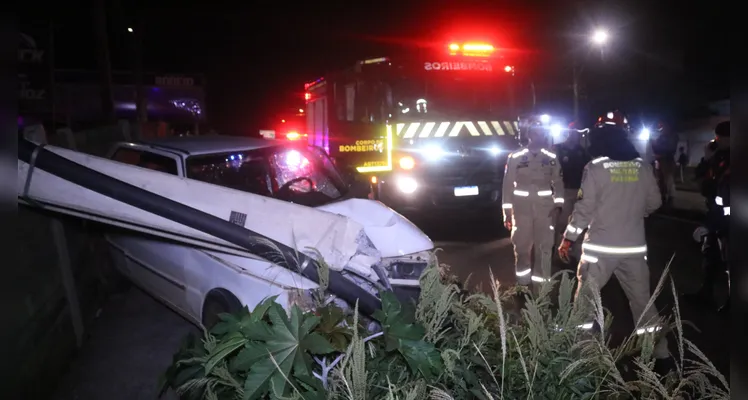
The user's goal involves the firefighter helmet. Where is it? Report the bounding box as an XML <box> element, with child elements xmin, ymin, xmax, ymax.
<box><xmin>715</xmin><ymin>120</ymin><xmax>730</xmax><ymax>137</ymax></box>
<box><xmin>656</xmin><ymin>121</ymin><xmax>666</xmax><ymax>132</ymax></box>
<box><xmin>595</xmin><ymin>110</ymin><xmax>629</xmax><ymax>132</ymax></box>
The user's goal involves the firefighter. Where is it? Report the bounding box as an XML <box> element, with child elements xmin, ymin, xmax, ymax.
<box><xmin>651</xmin><ymin>121</ymin><xmax>679</xmax><ymax>206</ymax></box>
<box><xmin>685</xmin><ymin>120</ymin><xmax>730</xmax><ymax>311</ymax></box>
<box><xmin>503</xmin><ymin>119</ymin><xmax>565</xmax><ymax>286</ymax></box>
<box><xmin>553</xmin><ymin>122</ymin><xmax>591</xmax><ymax>259</ymax></box>
<box><xmin>557</xmin><ymin>110</ymin><xmax>669</xmax><ymax>360</ymax></box>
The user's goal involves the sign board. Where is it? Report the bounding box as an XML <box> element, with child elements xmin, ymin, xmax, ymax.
<box><xmin>423</xmin><ymin>61</ymin><xmax>493</xmax><ymax>72</ymax></box>
<box><xmin>19</xmin><ymin>26</ymin><xmax>52</xmax><ymax>119</ymax></box>
<box><xmin>259</xmin><ymin>130</ymin><xmax>276</xmax><ymax>139</ymax></box>
<box><xmin>338</xmin><ymin>139</ymin><xmax>385</xmax><ymax>153</ymax></box>
<box><xmin>154</xmin><ymin>75</ymin><xmax>195</xmax><ymax>87</ymax></box>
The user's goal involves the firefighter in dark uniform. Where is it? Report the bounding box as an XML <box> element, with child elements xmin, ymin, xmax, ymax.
<box><xmin>685</xmin><ymin>120</ymin><xmax>730</xmax><ymax>311</ymax></box>
<box><xmin>553</xmin><ymin>122</ymin><xmax>591</xmax><ymax>259</ymax></box>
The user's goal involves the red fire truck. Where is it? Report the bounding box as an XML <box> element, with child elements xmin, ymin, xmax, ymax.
<box><xmin>304</xmin><ymin>40</ymin><xmax>530</xmax><ymax>215</ymax></box>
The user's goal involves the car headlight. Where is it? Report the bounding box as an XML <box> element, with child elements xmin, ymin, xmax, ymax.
<box><xmin>389</xmin><ymin>261</ymin><xmax>428</xmax><ymax>280</ymax></box>
<box><xmin>396</xmin><ymin>176</ymin><xmax>418</xmax><ymax>193</ymax></box>
<box><xmin>489</xmin><ymin>146</ymin><xmax>501</xmax><ymax>155</ymax></box>
<box><xmin>422</xmin><ymin>145</ymin><xmax>445</xmax><ymax>160</ymax></box>
<box><xmin>550</xmin><ymin>124</ymin><xmax>563</xmax><ymax>138</ymax></box>
<box><xmin>399</xmin><ymin>156</ymin><xmax>415</xmax><ymax>170</ymax></box>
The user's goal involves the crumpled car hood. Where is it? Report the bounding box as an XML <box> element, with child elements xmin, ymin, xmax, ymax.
<box><xmin>316</xmin><ymin>198</ymin><xmax>433</xmax><ymax>258</ymax></box>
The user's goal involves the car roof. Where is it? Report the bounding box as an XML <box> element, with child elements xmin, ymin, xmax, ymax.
<box><xmin>130</xmin><ymin>135</ymin><xmax>286</xmax><ymax>156</ymax></box>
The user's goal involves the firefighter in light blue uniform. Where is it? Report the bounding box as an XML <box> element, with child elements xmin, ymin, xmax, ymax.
<box><xmin>503</xmin><ymin>120</ymin><xmax>565</xmax><ymax>286</ymax></box>
<box><xmin>558</xmin><ymin>111</ymin><xmax>668</xmax><ymax>360</ymax></box>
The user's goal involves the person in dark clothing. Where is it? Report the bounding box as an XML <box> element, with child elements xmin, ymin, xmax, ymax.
<box><xmin>685</xmin><ymin>120</ymin><xmax>730</xmax><ymax>311</ymax></box>
<box><xmin>651</xmin><ymin>122</ymin><xmax>679</xmax><ymax>206</ymax></box>
<box><xmin>553</xmin><ymin>125</ymin><xmax>592</xmax><ymax>256</ymax></box>
<box><xmin>676</xmin><ymin>147</ymin><xmax>688</xmax><ymax>182</ymax></box>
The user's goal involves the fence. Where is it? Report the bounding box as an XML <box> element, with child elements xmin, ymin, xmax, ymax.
<box><xmin>7</xmin><ymin>122</ymin><xmax>131</xmax><ymax>398</ymax></box>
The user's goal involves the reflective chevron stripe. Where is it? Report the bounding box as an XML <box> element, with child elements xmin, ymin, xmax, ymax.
<box><xmin>393</xmin><ymin>121</ymin><xmax>518</xmax><ymax>138</ymax></box>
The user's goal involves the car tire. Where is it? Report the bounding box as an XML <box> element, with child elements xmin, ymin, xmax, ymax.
<box><xmin>201</xmin><ymin>289</ymin><xmax>242</xmax><ymax>330</ymax></box>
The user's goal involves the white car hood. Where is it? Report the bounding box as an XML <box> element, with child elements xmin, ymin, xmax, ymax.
<box><xmin>316</xmin><ymin>198</ymin><xmax>433</xmax><ymax>258</ymax></box>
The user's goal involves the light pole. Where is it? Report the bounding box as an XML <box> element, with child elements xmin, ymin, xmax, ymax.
<box><xmin>129</xmin><ymin>21</ymin><xmax>147</xmax><ymax>126</ymax></box>
<box><xmin>572</xmin><ymin>28</ymin><xmax>609</xmax><ymax>121</ymax></box>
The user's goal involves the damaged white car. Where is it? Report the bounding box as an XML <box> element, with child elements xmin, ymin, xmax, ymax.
<box><xmin>94</xmin><ymin>136</ymin><xmax>435</xmax><ymax>327</ymax></box>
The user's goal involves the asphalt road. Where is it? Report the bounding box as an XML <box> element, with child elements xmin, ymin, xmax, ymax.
<box><xmin>52</xmin><ymin>209</ymin><xmax>729</xmax><ymax>399</ymax></box>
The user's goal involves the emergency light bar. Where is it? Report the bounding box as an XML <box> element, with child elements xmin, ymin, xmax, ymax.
<box><xmin>448</xmin><ymin>42</ymin><xmax>495</xmax><ymax>57</ymax></box>
<box><xmin>361</xmin><ymin>57</ymin><xmax>390</xmax><ymax>65</ymax></box>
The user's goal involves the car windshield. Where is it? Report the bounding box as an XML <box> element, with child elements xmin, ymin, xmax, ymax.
<box><xmin>186</xmin><ymin>144</ymin><xmax>348</xmax><ymax>207</ymax></box>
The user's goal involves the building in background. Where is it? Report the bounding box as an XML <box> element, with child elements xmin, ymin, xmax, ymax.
<box><xmin>52</xmin><ymin>70</ymin><xmax>207</xmax><ymax>135</ymax></box>
<box><xmin>676</xmin><ymin>99</ymin><xmax>729</xmax><ymax>165</ymax></box>
<box><xmin>19</xmin><ymin>28</ymin><xmax>206</xmax><ymax>137</ymax></box>
<box><xmin>19</xmin><ymin>27</ymin><xmax>53</xmax><ymax>127</ymax></box>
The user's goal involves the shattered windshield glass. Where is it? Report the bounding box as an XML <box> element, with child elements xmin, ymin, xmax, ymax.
<box><xmin>186</xmin><ymin>145</ymin><xmax>347</xmax><ymax>206</ymax></box>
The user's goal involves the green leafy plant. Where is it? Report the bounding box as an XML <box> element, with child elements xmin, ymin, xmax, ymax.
<box><xmin>160</xmin><ymin>255</ymin><xmax>730</xmax><ymax>400</ymax></box>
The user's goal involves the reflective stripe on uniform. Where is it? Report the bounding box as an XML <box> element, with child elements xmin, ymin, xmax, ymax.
<box><xmin>582</xmin><ymin>242</ymin><xmax>647</xmax><ymax>255</ymax></box>
<box><xmin>511</xmin><ymin>148</ymin><xmax>529</xmax><ymax>158</ymax></box>
<box><xmin>513</xmin><ymin>190</ymin><xmax>530</xmax><ymax>196</ymax></box>
<box><xmin>395</xmin><ymin>120</ymin><xmax>518</xmax><ymax>138</ymax></box>
<box><xmin>502</xmin><ymin>203</ymin><xmax>513</xmax><ymax>209</ymax></box>
<box><xmin>554</xmin><ymin>198</ymin><xmax>564</xmax><ymax>204</ymax></box>
<box><xmin>724</xmin><ymin>207</ymin><xmax>730</xmax><ymax>215</ymax></box>
<box><xmin>538</xmin><ymin>190</ymin><xmax>553</xmax><ymax>196</ymax></box>
<box><xmin>715</xmin><ymin>196</ymin><xmax>723</xmax><ymax>205</ymax></box>
<box><xmin>540</xmin><ymin>148</ymin><xmax>557</xmax><ymax>158</ymax></box>
<box><xmin>591</xmin><ymin>156</ymin><xmax>609</xmax><ymax>164</ymax></box>
<box><xmin>532</xmin><ymin>276</ymin><xmax>550</xmax><ymax>282</ymax></box>
<box><xmin>566</xmin><ymin>224</ymin><xmax>584</xmax><ymax>234</ymax></box>
<box><xmin>580</xmin><ymin>254</ymin><xmax>599</xmax><ymax>263</ymax></box>
<box><xmin>636</xmin><ymin>325</ymin><xmax>662</xmax><ymax>335</ymax></box>
<box><xmin>516</xmin><ymin>268</ymin><xmax>531</xmax><ymax>277</ymax></box>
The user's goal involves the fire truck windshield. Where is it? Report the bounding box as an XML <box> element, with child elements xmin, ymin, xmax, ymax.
<box><xmin>391</xmin><ymin>67</ymin><xmax>514</xmax><ymax>120</ymax></box>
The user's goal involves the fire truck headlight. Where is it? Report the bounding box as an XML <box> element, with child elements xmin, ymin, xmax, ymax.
<box><xmin>550</xmin><ymin>124</ymin><xmax>563</xmax><ymax>138</ymax></box>
<box><xmin>489</xmin><ymin>146</ymin><xmax>501</xmax><ymax>155</ymax></box>
<box><xmin>422</xmin><ymin>145</ymin><xmax>445</xmax><ymax>160</ymax></box>
<box><xmin>639</xmin><ymin>128</ymin><xmax>650</xmax><ymax>141</ymax></box>
<box><xmin>399</xmin><ymin>156</ymin><xmax>416</xmax><ymax>170</ymax></box>
<box><xmin>396</xmin><ymin>176</ymin><xmax>418</xmax><ymax>194</ymax></box>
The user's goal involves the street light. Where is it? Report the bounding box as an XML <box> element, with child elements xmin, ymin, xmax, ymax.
<box><xmin>127</xmin><ymin>27</ymin><xmax>134</xmax><ymax>33</ymax></box>
<box><xmin>572</xmin><ymin>28</ymin><xmax>610</xmax><ymax>121</ymax></box>
<box><xmin>591</xmin><ymin>29</ymin><xmax>608</xmax><ymax>45</ymax></box>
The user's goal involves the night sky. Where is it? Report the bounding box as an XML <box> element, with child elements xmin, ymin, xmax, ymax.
<box><xmin>28</xmin><ymin>0</ymin><xmax>727</xmax><ymax>133</ymax></box>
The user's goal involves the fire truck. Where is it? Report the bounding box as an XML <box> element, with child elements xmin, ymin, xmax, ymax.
<box><xmin>304</xmin><ymin>40</ymin><xmax>531</xmax><ymax>214</ymax></box>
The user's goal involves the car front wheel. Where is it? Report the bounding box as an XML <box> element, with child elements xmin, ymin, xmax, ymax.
<box><xmin>201</xmin><ymin>289</ymin><xmax>242</xmax><ymax>330</ymax></box>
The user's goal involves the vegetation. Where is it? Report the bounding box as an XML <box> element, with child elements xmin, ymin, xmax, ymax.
<box><xmin>159</xmin><ymin>255</ymin><xmax>730</xmax><ymax>400</ymax></box>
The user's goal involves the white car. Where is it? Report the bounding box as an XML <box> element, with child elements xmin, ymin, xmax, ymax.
<box><xmin>104</xmin><ymin>135</ymin><xmax>434</xmax><ymax>328</ymax></box>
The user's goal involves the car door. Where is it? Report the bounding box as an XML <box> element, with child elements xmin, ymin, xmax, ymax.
<box><xmin>108</xmin><ymin>146</ymin><xmax>189</xmax><ymax>312</ymax></box>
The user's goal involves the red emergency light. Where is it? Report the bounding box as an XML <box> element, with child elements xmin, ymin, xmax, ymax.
<box><xmin>286</xmin><ymin>131</ymin><xmax>308</xmax><ymax>141</ymax></box>
<box><xmin>448</xmin><ymin>42</ymin><xmax>495</xmax><ymax>57</ymax></box>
